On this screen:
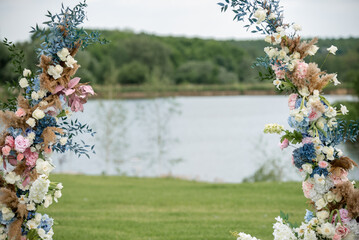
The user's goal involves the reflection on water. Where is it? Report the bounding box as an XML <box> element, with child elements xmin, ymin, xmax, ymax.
<box><xmin>53</xmin><ymin>95</ymin><xmax>358</xmax><ymax>183</ymax></box>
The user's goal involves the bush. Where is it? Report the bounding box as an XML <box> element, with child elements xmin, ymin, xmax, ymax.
<box><xmin>118</xmin><ymin>61</ymin><xmax>149</xmax><ymax>84</ymax></box>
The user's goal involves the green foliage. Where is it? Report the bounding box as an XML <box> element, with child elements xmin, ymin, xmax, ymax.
<box><xmin>280</xmin><ymin>210</ymin><xmax>299</xmax><ymax>229</ymax></box>
<box><xmin>118</xmin><ymin>61</ymin><xmax>149</xmax><ymax>84</ymax></box>
<box><xmin>281</xmin><ymin>130</ymin><xmax>303</xmax><ymax>145</ymax></box>
<box><xmin>175</xmin><ymin>61</ymin><xmax>219</xmax><ymax>84</ymax></box>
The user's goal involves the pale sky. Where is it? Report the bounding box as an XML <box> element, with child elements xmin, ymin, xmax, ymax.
<box><xmin>0</xmin><ymin>0</ymin><xmax>359</xmax><ymax>43</ymax></box>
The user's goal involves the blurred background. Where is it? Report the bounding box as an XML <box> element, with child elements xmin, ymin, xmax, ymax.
<box><xmin>0</xmin><ymin>0</ymin><xmax>358</xmax><ymax>182</ymax></box>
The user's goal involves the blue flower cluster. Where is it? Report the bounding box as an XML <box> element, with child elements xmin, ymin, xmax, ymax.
<box><xmin>310</xmin><ymin>166</ymin><xmax>329</xmax><ymax>178</ymax></box>
<box><xmin>292</xmin><ymin>143</ymin><xmax>316</xmax><ymax>169</ymax></box>
<box><xmin>38</xmin><ymin>214</ymin><xmax>54</xmax><ymax>233</ymax></box>
<box><xmin>288</xmin><ymin>116</ymin><xmax>309</xmax><ymax>134</ymax></box>
<box><xmin>304</xmin><ymin>209</ymin><xmax>314</xmax><ymax>223</ymax></box>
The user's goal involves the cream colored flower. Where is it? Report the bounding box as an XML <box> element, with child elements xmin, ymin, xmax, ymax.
<box><xmin>316</xmin><ymin>210</ymin><xmax>329</xmax><ymax>220</ymax></box>
<box><xmin>26</xmin><ymin>118</ymin><xmax>36</xmax><ymax>128</ymax></box>
<box><xmin>293</xmin><ymin>24</ymin><xmax>302</xmax><ymax>31</ymax></box>
<box><xmin>23</xmin><ymin>68</ymin><xmax>32</xmax><ymax>77</ymax></box>
<box><xmin>340</xmin><ymin>104</ymin><xmax>349</xmax><ymax>115</ymax></box>
<box><xmin>19</xmin><ymin>78</ymin><xmax>29</xmax><ymax>88</ymax></box>
<box><xmin>307</xmin><ymin>45</ymin><xmax>319</xmax><ymax>56</ymax></box>
<box><xmin>48</xmin><ymin>65</ymin><xmax>63</xmax><ymax>79</ymax></box>
<box><xmin>327</xmin><ymin>45</ymin><xmax>338</xmax><ymax>55</ymax></box>
<box><xmin>253</xmin><ymin>8</ymin><xmax>267</xmax><ymax>24</ymax></box>
<box><xmin>65</xmin><ymin>55</ymin><xmax>77</xmax><ymax>68</ymax></box>
<box><xmin>57</xmin><ymin>48</ymin><xmax>70</xmax><ymax>61</ymax></box>
<box><xmin>32</xmin><ymin>108</ymin><xmax>45</xmax><ymax>120</ymax></box>
<box><xmin>332</xmin><ymin>74</ymin><xmax>341</xmax><ymax>85</ymax></box>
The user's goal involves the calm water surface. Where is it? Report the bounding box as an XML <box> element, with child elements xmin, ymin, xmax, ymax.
<box><xmin>53</xmin><ymin>95</ymin><xmax>359</xmax><ymax>183</ymax></box>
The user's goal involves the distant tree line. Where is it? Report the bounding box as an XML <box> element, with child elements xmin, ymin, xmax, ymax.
<box><xmin>1</xmin><ymin>30</ymin><xmax>359</xmax><ymax>92</ymax></box>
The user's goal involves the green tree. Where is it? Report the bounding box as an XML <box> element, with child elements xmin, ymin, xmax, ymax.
<box><xmin>118</xmin><ymin>61</ymin><xmax>149</xmax><ymax>84</ymax></box>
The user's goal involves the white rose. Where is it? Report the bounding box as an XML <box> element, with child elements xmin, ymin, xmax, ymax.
<box><xmin>302</xmin><ymin>164</ymin><xmax>313</xmax><ymax>174</ymax></box>
<box><xmin>253</xmin><ymin>8</ymin><xmax>267</xmax><ymax>24</ymax></box>
<box><xmin>316</xmin><ymin>210</ymin><xmax>329</xmax><ymax>220</ymax></box>
<box><xmin>325</xmin><ymin>191</ymin><xmax>335</xmax><ymax>203</ymax></box>
<box><xmin>26</xmin><ymin>202</ymin><xmax>36</xmax><ymax>211</ymax></box>
<box><xmin>291</xmin><ymin>52</ymin><xmax>300</xmax><ymax>59</ymax></box>
<box><xmin>327</xmin><ymin>45</ymin><xmax>338</xmax><ymax>55</ymax></box>
<box><xmin>314</xmin><ymin>174</ymin><xmax>326</xmax><ymax>185</ymax></box>
<box><xmin>37</xmin><ymin>89</ymin><xmax>47</xmax><ymax>99</ymax></box>
<box><xmin>65</xmin><ymin>55</ymin><xmax>77</xmax><ymax>68</ymax></box>
<box><xmin>322</xmin><ymin>146</ymin><xmax>335</xmax><ymax>160</ymax></box>
<box><xmin>294</xmin><ymin>113</ymin><xmax>304</xmax><ymax>122</ymax></box>
<box><xmin>26</xmin><ymin>219</ymin><xmax>38</xmax><ymax>229</ymax></box>
<box><xmin>19</xmin><ymin>78</ymin><xmax>29</xmax><ymax>88</ymax></box>
<box><xmin>59</xmin><ymin>137</ymin><xmax>68</xmax><ymax>146</ymax></box>
<box><xmin>293</xmin><ymin>23</ymin><xmax>302</xmax><ymax>31</ymax></box>
<box><xmin>32</xmin><ymin>108</ymin><xmax>45</xmax><ymax>120</ymax></box>
<box><xmin>39</xmin><ymin>100</ymin><xmax>48</xmax><ymax>107</ymax></box>
<box><xmin>315</xmin><ymin>198</ymin><xmax>327</xmax><ymax>210</ymax></box>
<box><xmin>36</xmin><ymin>158</ymin><xmax>54</xmax><ymax>176</ymax></box>
<box><xmin>1</xmin><ymin>207</ymin><xmax>15</xmax><ymax>220</ymax></box>
<box><xmin>5</xmin><ymin>172</ymin><xmax>20</xmax><ymax>184</ymax></box>
<box><xmin>318</xmin><ymin>223</ymin><xmax>335</xmax><ymax>237</ymax></box>
<box><xmin>47</xmin><ymin>65</ymin><xmax>63</xmax><ymax>80</ymax></box>
<box><xmin>31</xmin><ymin>91</ymin><xmax>39</xmax><ymax>101</ymax></box>
<box><xmin>340</xmin><ymin>104</ymin><xmax>349</xmax><ymax>115</ymax></box>
<box><xmin>57</xmin><ymin>48</ymin><xmax>70</xmax><ymax>61</ymax></box>
<box><xmin>37</xmin><ymin>228</ymin><xmax>47</xmax><ymax>239</ymax></box>
<box><xmin>23</xmin><ymin>68</ymin><xmax>32</xmax><ymax>77</ymax></box>
<box><xmin>307</xmin><ymin>45</ymin><xmax>319</xmax><ymax>56</ymax></box>
<box><xmin>287</xmin><ymin>63</ymin><xmax>295</xmax><ymax>71</ymax></box>
<box><xmin>316</xmin><ymin>117</ymin><xmax>326</xmax><ymax>129</ymax></box>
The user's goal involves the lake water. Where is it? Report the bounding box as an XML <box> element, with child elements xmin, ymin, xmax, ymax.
<box><xmin>53</xmin><ymin>95</ymin><xmax>359</xmax><ymax>183</ymax></box>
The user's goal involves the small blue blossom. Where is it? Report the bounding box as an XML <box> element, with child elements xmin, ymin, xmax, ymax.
<box><xmin>310</xmin><ymin>166</ymin><xmax>329</xmax><ymax>178</ymax></box>
<box><xmin>293</xmin><ymin>143</ymin><xmax>316</xmax><ymax>169</ymax></box>
<box><xmin>38</xmin><ymin>214</ymin><xmax>54</xmax><ymax>233</ymax></box>
<box><xmin>304</xmin><ymin>209</ymin><xmax>314</xmax><ymax>223</ymax></box>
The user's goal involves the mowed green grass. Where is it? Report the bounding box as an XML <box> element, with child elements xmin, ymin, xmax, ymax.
<box><xmin>43</xmin><ymin>175</ymin><xmax>308</xmax><ymax>240</ymax></box>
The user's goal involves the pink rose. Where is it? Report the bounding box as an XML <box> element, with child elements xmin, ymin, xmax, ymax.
<box><xmin>5</xmin><ymin>136</ymin><xmax>15</xmax><ymax>148</ymax></box>
<box><xmin>335</xmin><ymin>225</ymin><xmax>350</xmax><ymax>238</ymax></box>
<box><xmin>279</xmin><ymin>138</ymin><xmax>289</xmax><ymax>150</ymax></box>
<box><xmin>293</xmin><ymin>61</ymin><xmax>308</xmax><ymax>80</ymax></box>
<box><xmin>333</xmin><ymin>234</ymin><xmax>341</xmax><ymax>240</ymax></box>
<box><xmin>333</xmin><ymin>209</ymin><xmax>351</xmax><ymax>224</ymax></box>
<box><xmin>288</xmin><ymin>94</ymin><xmax>298</xmax><ymax>110</ymax></box>
<box><xmin>15</xmin><ymin>108</ymin><xmax>26</xmax><ymax>117</ymax></box>
<box><xmin>1</xmin><ymin>145</ymin><xmax>11</xmax><ymax>156</ymax></box>
<box><xmin>14</xmin><ymin>135</ymin><xmax>30</xmax><ymax>153</ymax></box>
<box><xmin>17</xmin><ymin>153</ymin><xmax>24</xmax><ymax>161</ymax></box>
<box><xmin>302</xmin><ymin>181</ymin><xmax>314</xmax><ymax>199</ymax></box>
<box><xmin>24</xmin><ymin>148</ymin><xmax>38</xmax><ymax>167</ymax></box>
<box><xmin>318</xmin><ymin>161</ymin><xmax>329</xmax><ymax>169</ymax></box>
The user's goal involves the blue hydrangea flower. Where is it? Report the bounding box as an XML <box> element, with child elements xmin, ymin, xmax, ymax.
<box><xmin>292</xmin><ymin>143</ymin><xmax>316</xmax><ymax>169</ymax></box>
<box><xmin>7</xmin><ymin>127</ymin><xmax>23</xmax><ymax>138</ymax></box>
<box><xmin>38</xmin><ymin>214</ymin><xmax>54</xmax><ymax>233</ymax></box>
<box><xmin>288</xmin><ymin>116</ymin><xmax>310</xmax><ymax>134</ymax></box>
<box><xmin>310</xmin><ymin>166</ymin><xmax>329</xmax><ymax>178</ymax></box>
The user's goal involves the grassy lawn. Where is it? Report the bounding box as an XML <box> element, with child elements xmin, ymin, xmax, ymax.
<box><xmin>43</xmin><ymin>175</ymin><xmax>308</xmax><ymax>240</ymax></box>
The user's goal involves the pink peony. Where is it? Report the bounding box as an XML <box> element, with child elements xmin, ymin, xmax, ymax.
<box><xmin>288</xmin><ymin>94</ymin><xmax>298</xmax><ymax>110</ymax></box>
<box><xmin>1</xmin><ymin>145</ymin><xmax>11</xmax><ymax>156</ymax></box>
<box><xmin>293</xmin><ymin>61</ymin><xmax>308</xmax><ymax>80</ymax></box>
<box><xmin>5</xmin><ymin>136</ymin><xmax>15</xmax><ymax>148</ymax></box>
<box><xmin>333</xmin><ymin>209</ymin><xmax>351</xmax><ymax>224</ymax></box>
<box><xmin>309</xmin><ymin>109</ymin><xmax>322</xmax><ymax>121</ymax></box>
<box><xmin>24</xmin><ymin>148</ymin><xmax>38</xmax><ymax>167</ymax></box>
<box><xmin>335</xmin><ymin>225</ymin><xmax>350</xmax><ymax>238</ymax></box>
<box><xmin>17</xmin><ymin>153</ymin><xmax>24</xmax><ymax>161</ymax></box>
<box><xmin>15</xmin><ymin>108</ymin><xmax>26</xmax><ymax>117</ymax></box>
<box><xmin>279</xmin><ymin>138</ymin><xmax>289</xmax><ymax>150</ymax></box>
<box><xmin>14</xmin><ymin>135</ymin><xmax>30</xmax><ymax>153</ymax></box>
<box><xmin>272</xmin><ymin>64</ymin><xmax>286</xmax><ymax>79</ymax></box>
<box><xmin>318</xmin><ymin>161</ymin><xmax>329</xmax><ymax>169</ymax></box>
<box><xmin>302</xmin><ymin>181</ymin><xmax>314</xmax><ymax>199</ymax></box>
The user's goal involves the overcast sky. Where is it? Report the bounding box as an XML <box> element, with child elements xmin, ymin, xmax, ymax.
<box><xmin>1</xmin><ymin>0</ymin><xmax>359</xmax><ymax>43</ymax></box>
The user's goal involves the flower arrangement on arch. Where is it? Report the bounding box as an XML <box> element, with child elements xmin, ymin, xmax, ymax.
<box><xmin>0</xmin><ymin>2</ymin><xmax>106</xmax><ymax>239</ymax></box>
<box><xmin>219</xmin><ymin>0</ymin><xmax>359</xmax><ymax>239</ymax></box>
